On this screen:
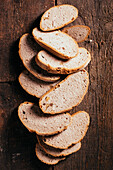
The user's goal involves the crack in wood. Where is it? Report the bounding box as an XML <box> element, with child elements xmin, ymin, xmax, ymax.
<box><xmin>55</xmin><ymin>0</ymin><xmax>57</xmax><ymax>5</ymax></box>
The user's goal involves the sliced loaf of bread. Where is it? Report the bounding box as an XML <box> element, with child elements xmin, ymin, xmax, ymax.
<box><xmin>62</xmin><ymin>25</ymin><xmax>91</xmax><ymax>42</ymax></box>
<box><xmin>37</xmin><ymin>136</ymin><xmax>81</xmax><ymax>157</ymax></box>
<box><xmin>36</xmin><ymin>48</ymin><xmax>91</xmax><ymax>74</ymax></box>
<box><xmin>41</xmin><ymin>111</ymin><xmax>90</xmax><ymax>149</ymax></box>
<box><xmin>35</xmin><ymin>143</ymin><xmax>65</xmax><ymax>165</ymax></box>
<box><xmin>40</xmin><ymin>4</ymin><xmax>78</xmax><ymax>31</ymax></box>
<box><xmin>18</xmin><ymin>102</ymin><xmax>72</xmax><ymax>135</ymax></box>
<box><xmin>19</xmin><ymin>70</ymin><xmax>61</xmax><ymax>98</ymax></box>
<box><xmin>19</xmin><ymin>33</ymin><xmax>60</xmax><ymax>82</ymax></box>
<box><xmin>39</xmin><ymin>69</ymin><xmax>89</xmax><ymax>114</ymax></box>
<box><xmin>32</xmin><ymin>28</ymin><xmax>78</xmax><ymax>59</ymax></box>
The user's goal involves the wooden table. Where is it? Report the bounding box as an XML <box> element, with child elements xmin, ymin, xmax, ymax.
<box><xmin>0</xmin><ymin>0</ymin><xmax>112</xmax><ymax>169</ymax></box>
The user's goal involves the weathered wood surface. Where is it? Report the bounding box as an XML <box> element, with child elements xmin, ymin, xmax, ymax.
<box><xmin>0</xmin><ymin>0</ymin><xmax>113</xmax><ymax>170</ymax></box>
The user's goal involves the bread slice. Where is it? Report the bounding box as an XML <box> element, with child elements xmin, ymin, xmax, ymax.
<box><xmin>32</xmin><ymin>28</ymin><xmax>78</xmax><ymax>59</ymax></box>
<box><xmin>18</xmin><ymin>102</ymin><xmax>72</xmax><ymax>135</ymax></box>
<box><xmin>40</xmin><ymin>4</ymin><xmax>78</xmax><ymax>31</ymax></box>
<box><xmin>19</xmin><ymin>70</ymin><xmax>61</xmax><ymax>98</ymax></box>
<box><xmin>36</xmin><ymin>48</ymin><xmax>91</xmax><ymax>74</ymax></box>
<box><xmin>41</xmin><ymin>111</ymin><xmax>90</xmax><ymax>149</ymax></box>
<box><xmin>35</xmin><ymin>143</ymin><xmax>65</xmax><ymax>165</ymax></box>
<box><xmin>19</xmin><ymin>33</ymin><xmax>60</xmax><ymax>82</ymax></box>
<box><xmin>37</xmin><ymin>136</ymin><xmax>81</xmax><ymax>157</ymax></box>
<box><xmin>62</xmin><ymin>25</ymin><xmax>91</xmax><ymax>43</ymax></box>
<box><xmin>39</xmin><ymin>69</ymin><xmax>89</xmax><ymax>114</ymax></box>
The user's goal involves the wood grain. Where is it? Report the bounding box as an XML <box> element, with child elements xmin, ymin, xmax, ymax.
<box><xmin>0</xmin><ymin>0</ymin><xmax>54</xmax><ymax>82</ymax></box>
<box><xmin>0</xmin><ymin>0</ymin><xmax>113</xmax><ymax>170</ymax></box>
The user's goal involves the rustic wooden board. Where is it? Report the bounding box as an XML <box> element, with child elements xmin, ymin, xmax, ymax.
<box><xmin>0</xmin><ymin>0</ymin><xmax>113</xmax><ymax>170</ymax></box>
<box><xmin>0</xmin><ymin>0</ymin><xmax>54</xmax><ymax>82</ymax></box>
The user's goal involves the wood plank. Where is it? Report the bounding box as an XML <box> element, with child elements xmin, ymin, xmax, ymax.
<box><xmin>56</xmin><ymin>0</ymin><xmax>113</xmax><ymax>170</ymax></box>
<box><xmin>0</xmin><ymin>0</ymin><xmax>55</xmax><ymax>82</ymax></box>
<box><xmin>0</xmin><ymin>81</ymin><xmax>53</xmax><ymax>170</ymax></box>
<box><xmin>0</xmin><ymin>0</ymin><xmax>112</xmax><ymax>169</ymax></box>
<box><xmin>0</xmin><ymin>0</ymin><xmax>54</xmax><ymax>169</ymax></box>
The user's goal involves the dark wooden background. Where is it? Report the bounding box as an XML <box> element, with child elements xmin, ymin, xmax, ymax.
<box><xmin>0</xmin><ymin>0</ymin><xmax>113</xmax><ymax>170</ymax></box>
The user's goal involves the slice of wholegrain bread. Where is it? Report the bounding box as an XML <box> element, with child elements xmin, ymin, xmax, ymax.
<box><xmin>32</xmin><ymin>28</ymin><xmax>78</xmax><ymax>59</ymax></box>
<box><xmin>40</xmin><ymin>4</ymin><xmax>78</xmax><ymax>31</ymax></box>
<box><xmin>37</xmin><ymin>136</ymin><xmax>81</xmax><ymax>157</ymax></box>
<box><xmin>41</xmin><ymin>111</ymin><xmax>90</xmax><ymax>149</ymax></box>
<box><xmin>19</xmin><ymin>70</ymin><xmax>61</xmax><ymax>98</ymax></box>
<box><xmin>35</xmin><ymin>143</ymin><xmax>65</xmax><ymax>165</ymax></box>
<box><xmin>36</xmin><ymin>48</ymin><xmax>91</xmax><ymax>74</ymax></box>
<box><xmin>18</xmin><ymin>102</ymin><xmax>72</xmax><ymax>135</ymax></box>
<box><xmin>62</xmin><ymin>25</ymin><xmax>91</xmax><ymax>43</ymax></box>
<box><xmin>39</xmin><ymin>69</ymin><xmax>89</xmax><ymax>114</ymax></box>
<box><xmin>19</xmin><ymin>33</ymin><xmax>60</xmax><ymax>82</ymax></box>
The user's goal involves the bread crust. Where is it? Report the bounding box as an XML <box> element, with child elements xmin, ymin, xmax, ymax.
<box><xmin>35</xmin><ymin>143</ymin><xmax>65</xmax><ymax>165</ymax></box>
<box><xmin>42</xmin><ymin>111</ymin><xmax>90</xmax><ymax>149</ymax></box>
<box><xmin>18</xmin><ymin>71</ymin><xmax>60</xmax><ymax>98</ymax></box>
<box><xmin>18</xmin><ymin>33</ymin><xmax>60</xmax><ymax>82</ymax></box>
<box><xmin>36</xmin><ymin>48</ymin><xmax>91</xmax><ymax>74</ymax></box>
<box><xmin>39</xmin><ymin>69</ymin><xmax>89</xmax><ymax>114</ymax></box>
<box><xmin>40</xmin><ymin>4</ymin><xmax>78</xmax><ymax>31</ymax></box>
<box><xmin>18</xmin><ymin>101</ymin><xmax>72</xmax><ymax>136</ymax></box>
<box><xmin>32</xmin><ymin>28</ymin><xmax>79</xmax><ymax>59</ymax></box>
<box><xmin>62</xmin><ymin>25</ymin><xmax>91</xmax><ymax>43</ymax></box>
<box><xmin>37</xmin><ymin>136</ymin><xmax>81</xmax><ymax>157</ymax></box>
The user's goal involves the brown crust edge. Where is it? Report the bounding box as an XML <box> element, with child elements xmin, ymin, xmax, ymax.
<box><xmin>18</xmin><ymin>71</ymin><xmax>61</xmax><ymax>98</ymax></box>
<box><xmin>39</xmin><ymin>69</ymin><xmax>89</xmax><ymax>114</ymax></box>
<box><xmin>40</xmin><ymin>4</ymin><xmax>78</xmax><ymax>32</ymax></box>
<box><xmin>37</xmin><ymin>136</ymin><xmax>81</xmax><ymax>157</ymax></box>
<box><xmin>32</xmin><ymin>28</ymin><xmax>79</xmax><ymax>59</ymax></box>
<box><xmin>36</xmin><ymin>48</ymin><xmax>91</xmax><ymax>74</ymax></box>
<box><xmin>18</xmin><ymin>71</ymin><xmax>40</xmax><ymax>98</ymax></box>
<box><xmin>62</xmin><ymin>25</ymin><xmax>91</xmax><ymax>43</ymax></box>
<box><xmin>35</xmin><ymin>143</ymin><xmax>65</xmax><ymax>165</ymax></box>
<box><xmin>42</xmin><ymin>111</ymin><xmax>90</xmax><ymax>149</ymax></box>
<box><xmin>18</xmin><ymin>101</ymin><xmax>72</xmax><ymax>136</ymax></box>
<box><xmin>18</xmin><ymin>33</ymin><xmax>60</xmax><ymax>82</ymax></box>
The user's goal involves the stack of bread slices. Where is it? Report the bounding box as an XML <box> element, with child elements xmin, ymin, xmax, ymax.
<box><xmin>18</xmin><ymin>4</ymin><xmax>91</xmax><ymax>165</ymax></box>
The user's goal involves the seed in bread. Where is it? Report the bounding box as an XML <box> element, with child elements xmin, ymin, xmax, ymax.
<box><xmin>32</xmin><ymin>28</ymin><xmax>79</xmax><ymax>59</ymax></box>
<box><xmin>39</xmin><ymin>69</ymin><xmax>89</xmax><ymax>114</ymax></box>
<box><xmin>35</xmin><ymin>143</ymin><xmax>65</xmax><ymax>165</ymax></box>
<box><xmin>36</xmin><ymin>48</ymin><xmax>91</xmax><ymax>74</ymax></box>
<box><xmin>19</xmin><ymin>33</ymin><xmax>60</xmax><ymax>82</ymax></box>
<box><xmin>18</xmin><ymin>102</ymin><xmax>72</xmax><ymax>136</ymax></box>
<box><xmin>62</xmin><ymin>25</ymin><xmax>91</xmax><ymax>43</ymax></box>
<box><xmin>40</xmin><ymin>4</ymin><xmax>78</xmax><ymax>31</ymax></box>
<box><xmin>41</xmin><ymin>111</ymin><xmax>90</xmax><ymax>149</ymax></box>
<box><xmin>37</xmin><ymin>136</ymin><xmax>81</xmax><ymax>157</ymax></box>
<box><xmin>19</xmin><ymin>70</ymin><xmax>61</xmax><ymax>98</ymax></box>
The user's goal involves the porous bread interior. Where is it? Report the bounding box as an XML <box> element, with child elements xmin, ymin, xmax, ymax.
<box><xmin>35</xmin><ymin>143</ymin><xmax>64</xmax><ymax>165</ymax></box>
<box><xmin>39</xmin><ymin>70</ymin><xmax>89</xmax><ymax>114</ymax></box>
<box><xmin>42</xmin><ymin>111</ymin><xmax>90</xmax><ymax>149</ymax></box>
<box><xmin>33</xmin><ymin>29</ymin><xmax>78</xmax><ymax>58</ymax></box>
<box><xmin>18</xmin><ymin>102</ymin><xmax>71</xmax><ymax>135</ymax></box>
<box><xmin>19</xmin><ymin>70</ymin><xmax>60</xmax><ymax>98</ymax></box>
<box><xmin>37</xmin><ymin>48</ymin><xmax>90</xmax><ymax>74</ymax></box>
<box><xmin>40</xmin><ymin>5</ymin><xmax>78</xmax><ymax>31</ymax></box>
